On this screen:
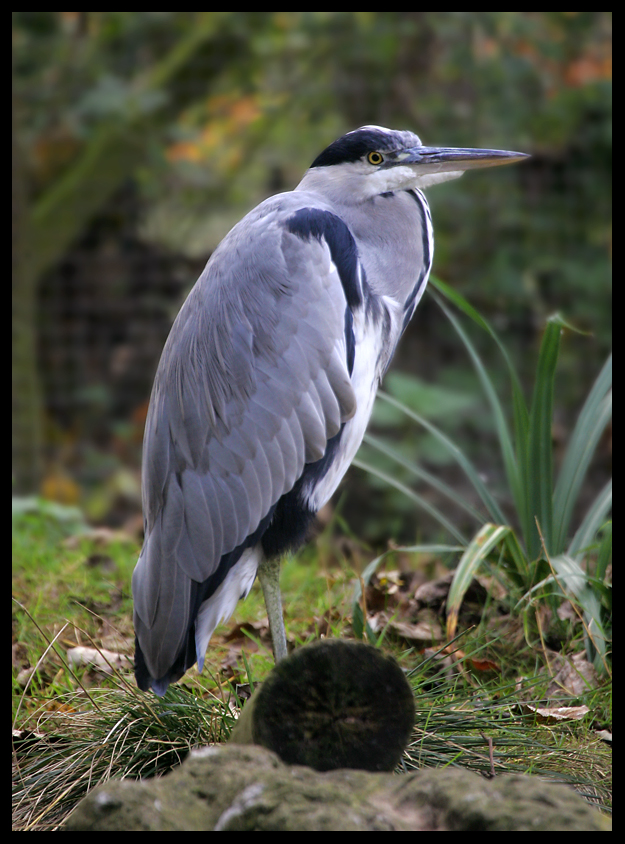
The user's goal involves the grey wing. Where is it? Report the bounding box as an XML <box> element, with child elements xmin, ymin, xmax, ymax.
<box><xmin>132</xmin><ymin>208</ymin><xmax>356</xmax><ymax>676</ymax></box>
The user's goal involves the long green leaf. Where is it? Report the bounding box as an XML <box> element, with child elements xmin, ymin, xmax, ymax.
<box><xmin>373</xmin><ymin>392</ymin><xmax>507</xmax><ymax>525</ymax></box>
<box><xmin>549</xmin><ymin>554</ymin><xmax>610</xmax><ymax>669</ymax></box>
<box><xmin>363</xmin><ymin>432</ymin><xmax>486</xmax><ymax>525</ymax></box>
<box><xmin>511</xmin><ymin>386</ymin><xmax>532</xmax><ymax>556</ymax></box>
<box><xmin>429</xmin><ymin>276</ymin><xmax>528</xmax><ymax>403</ymax></box>
<box><xmin>502</xmin><ymin>529</ymin><xmax>531</xmax><ymax>585</ymax></box>
<box><xmin>429</xmin><ymin>278</ymin><xmax>531</xmax><ymax>547</ymax></box>
<box><xmin>396</xmin><ymin>544</ymin><xmax>465</xmax><ymax>555</ymax></box>
<box><xmin>553</xmin><ymin>355</ymin><xmax>612</xmax><ymax>552</ymax></box>
<box><xmin>568</xmin><ymin>479</ymin><xmax>612</xmax><ymax>559</ymax></box>
<box><xmin>352</xmin><ymin>457</ymin><xmax>468</xmax><ymax>544</ymax></box>
<box><xmin>446</xmin><ymin>523</ymin><xmax>510</xmax><ymax>639</ymax></box>
<box><xmin>431</xmin><ymin>293</ymin><xmax>521</xmax><ymax>512</ymax></box>
<box><xmin>526</xmin><ymin>316</ymin><xmax>562</xmax><ymax>558</ymax></box>
<box><xmin>595</xmin><ymin>520</ymin><xmax>612</xmax><ymax>587</ymax></box>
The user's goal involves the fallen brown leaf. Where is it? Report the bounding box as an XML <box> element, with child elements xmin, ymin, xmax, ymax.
<box><xmin>388</xmin><ymin>619</ymin><xmax>445</xmax><ymax>644</ymax></box>
<box><xmin>545</xmin><ymin>651</ymin><xmax>599</xmax><ymax>698</ymax></box>
<box><xmin>66</xmin><ymin>646</ymin><xmax>132</xmax><ymax>673</ymax></box>
<box><xmin>469</xmin><ymin>657</ymin><xmax>501</xmax><ymax>673</ymax></box>
<box><xmin>522</xmin><ymin>703</ymin><xmax>590</xmax><ymax>723</ymax></box>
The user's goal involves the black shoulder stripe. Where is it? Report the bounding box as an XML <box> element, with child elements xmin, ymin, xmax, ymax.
<box><xmin>344</xmin><ymin>306</ymin><xmax>355</xmax><ymax>375</ymax></box>
<box><xmin>285</xmin><ymin>208</ymin><xmax>363</xmax><ymax>310</ymax></box>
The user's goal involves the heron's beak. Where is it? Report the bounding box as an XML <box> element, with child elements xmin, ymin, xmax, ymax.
<box><xmin>394</xmin><ymin>146</ymin><xmax>529</xmax><ymax>174</ymax></box>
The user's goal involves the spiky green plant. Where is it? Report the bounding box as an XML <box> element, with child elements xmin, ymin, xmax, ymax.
<box><xmin>354</xmin><ymin>278</ymin><xmax>611</xmax><ymax>671</ymax></box>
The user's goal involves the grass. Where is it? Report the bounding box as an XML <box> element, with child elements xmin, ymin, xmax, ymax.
<box><xmin>11</xmin><ymin>506</ymin><xmax>353</xmax><ymax>714</ymax></box>
<box><xmin>12</xmin><ymin>503</ymin><xmax>611</xmax><ymax>830</ymax></box>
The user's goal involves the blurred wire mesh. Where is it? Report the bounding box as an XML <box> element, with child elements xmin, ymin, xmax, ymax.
<box><xmin>12</xmin><ymin>12</ymin><xmax>611</xmax><ymax>536</ymax></box>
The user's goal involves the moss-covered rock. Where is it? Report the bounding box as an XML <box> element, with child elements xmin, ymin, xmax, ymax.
<box><xmin>64</xmin><ymin>743</ymin><xmax>610</xmax><ymax>831</ymax></box>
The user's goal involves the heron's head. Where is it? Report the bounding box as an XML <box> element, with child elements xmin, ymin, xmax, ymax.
<box><xmin>297</xmin><ymin>125</ymin><xmax>528</xmax><ymax>203</ymax></box>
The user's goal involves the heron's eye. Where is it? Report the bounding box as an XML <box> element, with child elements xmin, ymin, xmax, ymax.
<box><xmin>367</xmin><ymin>151</ymin><xmax>384</xmax><ymax>165</ymax></box>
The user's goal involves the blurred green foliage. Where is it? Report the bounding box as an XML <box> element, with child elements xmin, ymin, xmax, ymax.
<box><xmin>13</xmin><ymin>12</ymin><xmax>611</xmax><ymax>540</ymax></box>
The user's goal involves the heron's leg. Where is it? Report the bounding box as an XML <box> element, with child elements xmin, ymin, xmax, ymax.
<box><xmin>258</xmin><ymin>555</ymin><xmax>288</xmax><ymax>662</ymax></box>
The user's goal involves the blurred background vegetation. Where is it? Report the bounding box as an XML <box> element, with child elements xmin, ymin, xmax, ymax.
<box><xmin>12</xmin><ymin>11</ymin><xmax>611</xmax><ymax>547</ymax></box>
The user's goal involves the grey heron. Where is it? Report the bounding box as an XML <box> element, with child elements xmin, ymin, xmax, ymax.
<box><xmin>132</xmin><ymin>125</ymin><xmax>527</xmax><ymax>695</ymax></box>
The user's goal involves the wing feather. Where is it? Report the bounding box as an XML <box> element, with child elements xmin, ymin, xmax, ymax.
<box><xmin>179</xmin><ymin>472</ymin><xmax>214</xmax><ymax>579</ymax></box>
<box><xmin>238</xmin><ymin>457</ymin><xmax>264</xmax><ymax>528</ymax></box>
<box><xmin>134</xmin><ymin>195</ymin><xmax>359</xmax><ymax>680</ymax></box>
